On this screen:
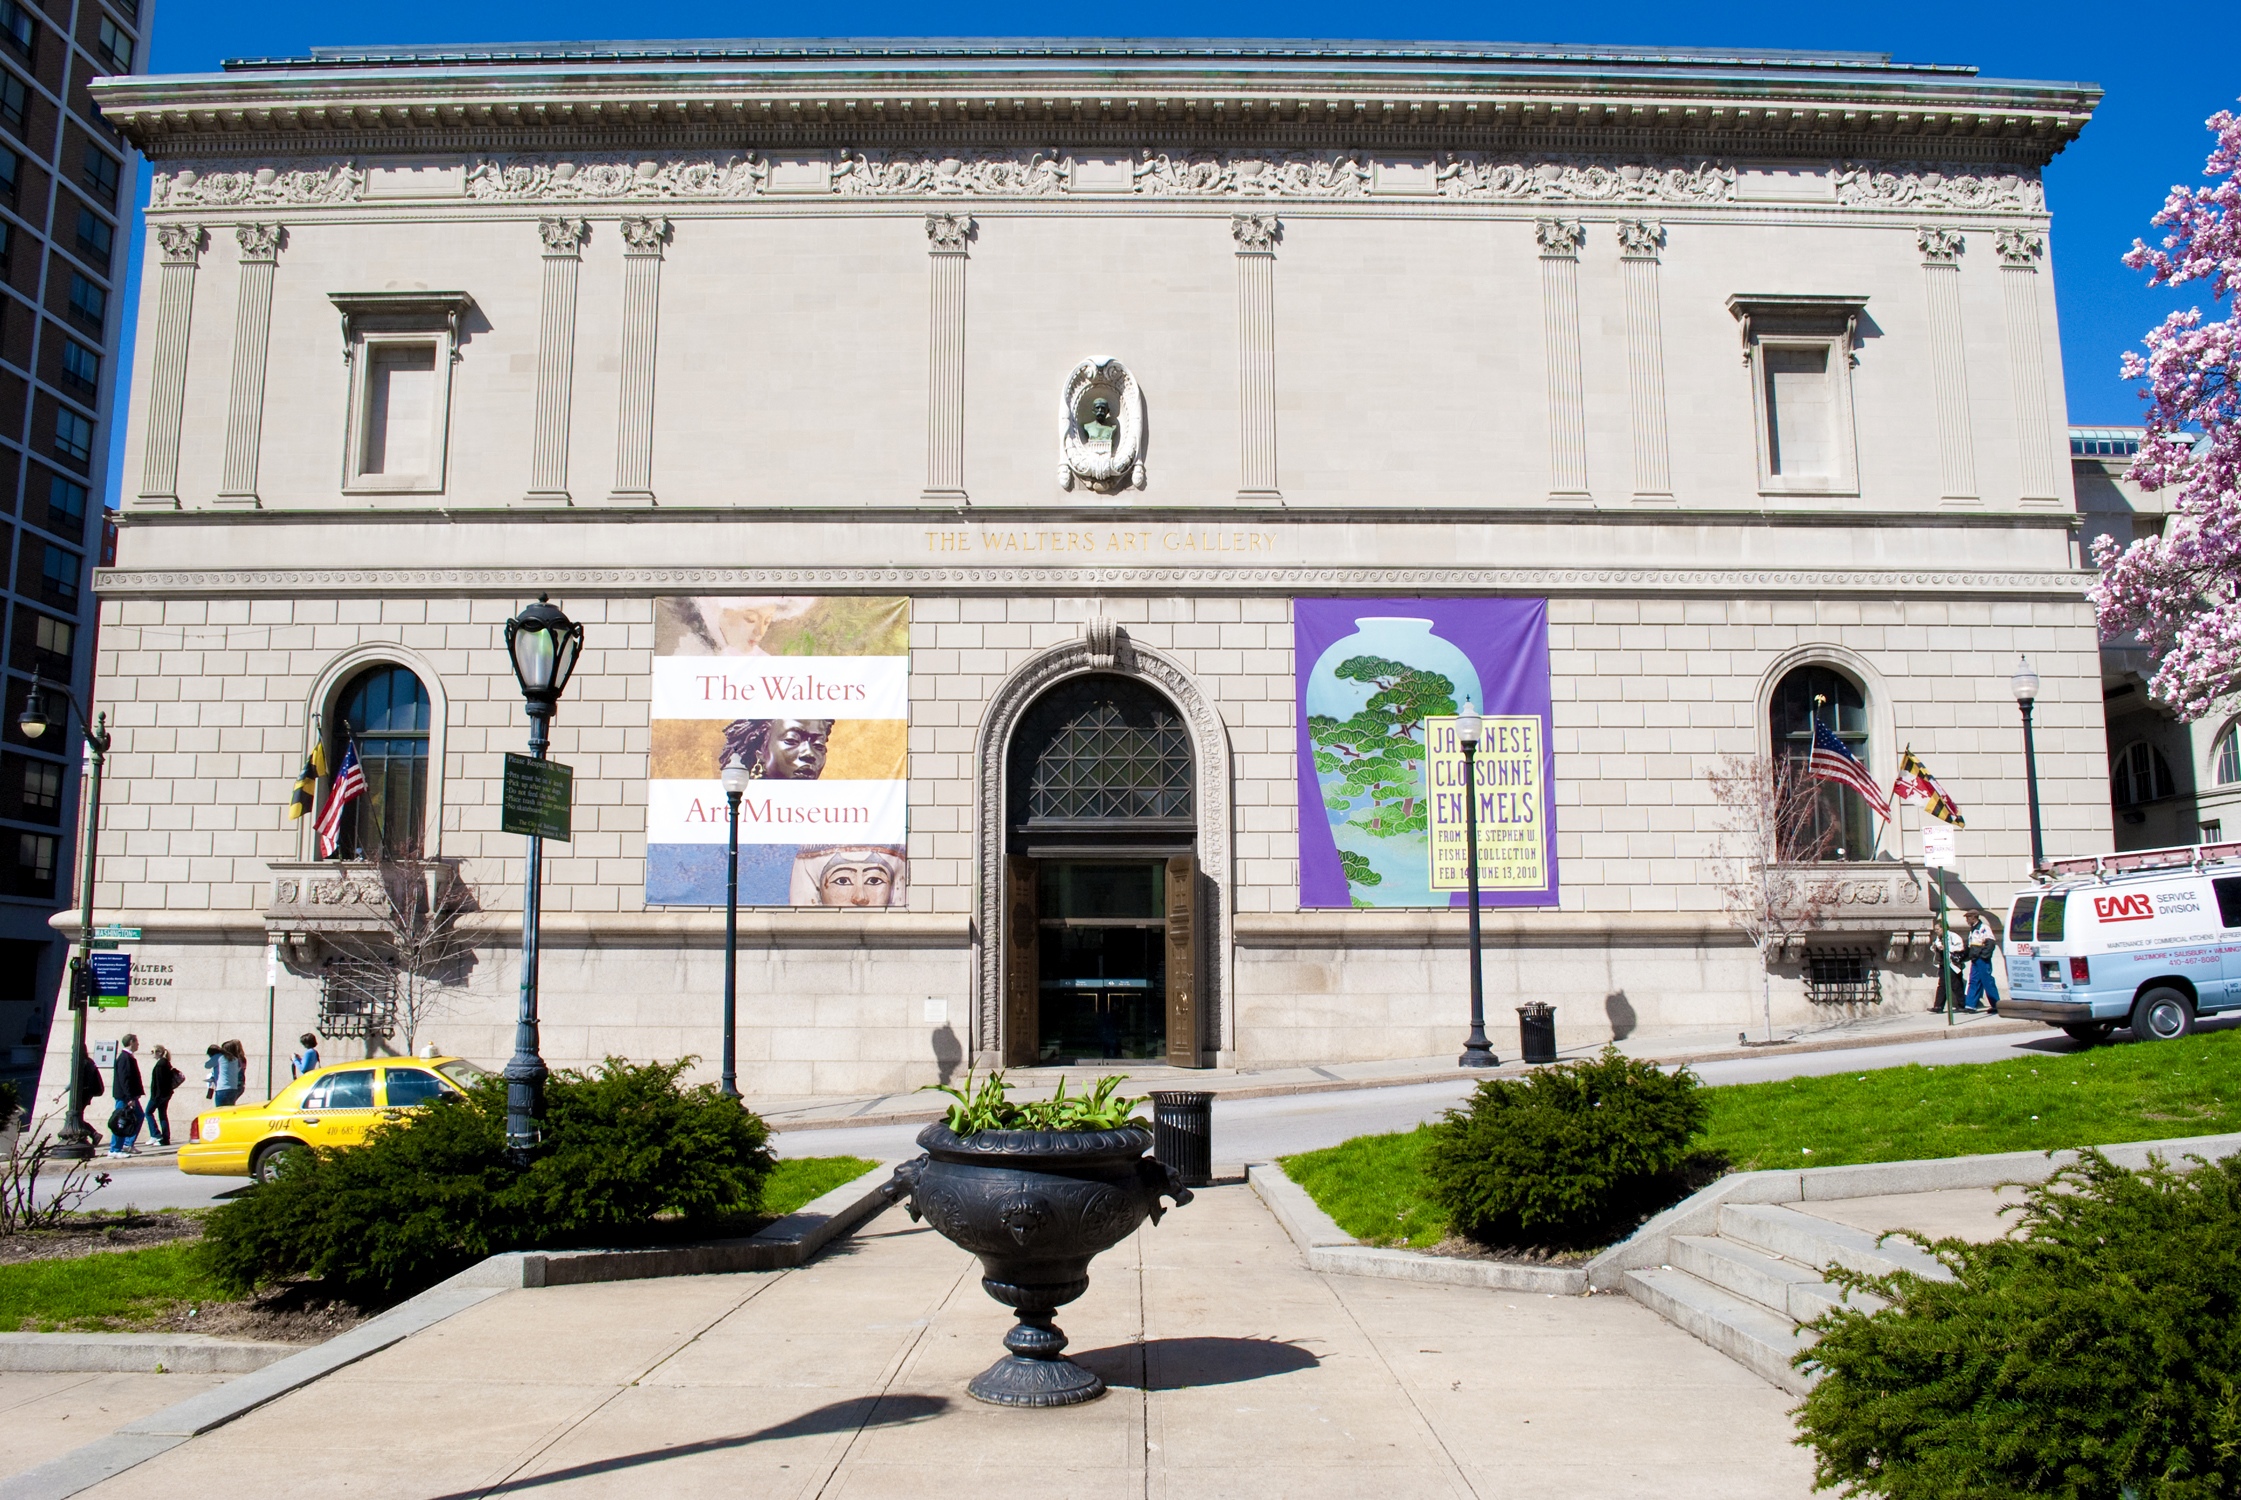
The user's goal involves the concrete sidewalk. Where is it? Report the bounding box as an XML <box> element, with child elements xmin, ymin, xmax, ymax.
<box><xmin>752</xmin><ymin>1007</ymin><xmax>2038</xmax><ymax>1131</ymax></box>
<box><xmin>43</xmin><ymin>1182</ymin><xmax>1819</xmax><ymax>1500</ymax></box>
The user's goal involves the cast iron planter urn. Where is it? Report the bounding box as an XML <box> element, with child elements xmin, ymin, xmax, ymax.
<box><xmin>882</xmin><ymin>1122</ymin><xmax>1193</xmax><ymax>1406</ymax></box>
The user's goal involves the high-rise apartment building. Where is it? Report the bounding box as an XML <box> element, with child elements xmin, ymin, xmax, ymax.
<box><xmin>0</xmin><ymin>0</ymin><xmax>137</xmax><ymax>1071</ymax></box>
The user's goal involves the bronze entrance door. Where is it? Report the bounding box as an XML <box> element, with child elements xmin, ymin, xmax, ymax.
<box><xmin>1003</xmin><ymin>676</ymin><xmax>1199</xmax><ymax>1067</ymax></box>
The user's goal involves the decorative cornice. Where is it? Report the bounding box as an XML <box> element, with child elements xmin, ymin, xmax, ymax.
<box><xmin>1616</xmin><ymin>217</ymin><xmax>1664</xmax><ymax>259</ymax></box>
<box><xmin>233</xmin><ymin>221</ymin><xmax>283</xmax><ymax>261</ymax></box>
<box><xmin>1535</xmin><ymin>217</ymin><xmax>1585</xmax><ymax>257</ymax></box>
<box><xmin>141</xmin><ymin>149</ymin><xmax>2050</xmax><ymax>214</ymax></box>
<box><xmin>155</xmin><ymin>222</ymin><xmax>205</xmax><ymax>264</ymax></box>
<box><xmin>535</xmin><ymin>214</ymin><xmax>589</xmax><ymax>254</ymax></box>
<box><xmin>91</xmin><ymin>564</ymin><xmax>2091</xmax><ymax>598</ymax></box>
<box><xmin>1995</xmin><ymin>225</ymin><xmax>2045</xmax><ymax>266</ymax></box>
<box><xmin>923</xmin><ymin>210</ymin><xmax>972</xmax><ymax>252</ymax></box>
<box><xmin>1917</xmin><ymin>225</ymin><xmax>1966</xmax><ymax>264</ymax></box>
<box><xmin>1230</xmin><ymin>211</ymin><xmax>1279</xmax><ymax>253</ymax></box>
<box><xmin>617</xmin><ymin>214</ymin><xmax>671</xmax><ymax>254</ymax></box>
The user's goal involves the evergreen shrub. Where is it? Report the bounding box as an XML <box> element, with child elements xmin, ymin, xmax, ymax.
<box><xmin>1421</xmin><ymin>1045</ymin><xmax>1708</xmax><ymax>1246</ymax></box>
<box><xmin>1796</xmin><ymin>1149</ymin><xmax>2241</xmax><ymax>1500</ymax></box>
<box><xmin>202</xmin><ymin>1057</ymin><xmax>773</xmax><ymax>1302</ymax></box>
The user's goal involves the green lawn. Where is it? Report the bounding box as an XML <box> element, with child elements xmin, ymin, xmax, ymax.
<box><xmin>1284</xmin><ymin>1027</ymin><xmax>2241</xmax><ymax>1249</ymax></box>
<box><xmin>0</xmin><ymin>1243</ymin><xmax>230</xmax><ymax>1332</ymax></box>
<box><xmin>763</xmin><ymin>1155</ymin><xmax>880</xmax><ymax>1215</ymax></box>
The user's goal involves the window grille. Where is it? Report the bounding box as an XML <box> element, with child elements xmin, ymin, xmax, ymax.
<box><xmin>319</xmin><ymin>959</ymin><xmax>398</xmax><ymax>1040</ymax></box>
<box><xmin>1012</xmin><ymin>676</ymin><xmax>1192</xmax><ymax>824</ymax></box>
<box><xmin>1805</xmin><ymin>947</ymin><xmax>1881</xmax><ymax>1006</ymax></box>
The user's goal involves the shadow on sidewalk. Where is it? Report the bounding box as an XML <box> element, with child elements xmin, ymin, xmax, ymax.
<box><xmin>456</xmin><ymin>1394</ymin><xmax>951</xmax><ymax>1497</ymax></box>
<box><xmin>1076</xmin><ymin>1335</ymin><xmax>1322</xmax><ymax>1389</ymax></box>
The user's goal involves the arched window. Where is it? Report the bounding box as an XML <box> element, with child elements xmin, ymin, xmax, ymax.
<box><xmin>1770</xmin><ymin>664</ymin><xmax>1873</xmax><ymax>860</ymax></box>
<box><xmin>2113</xmin><ymin>741</ymin><xmax>2176</xmax><ymax>808</ymax></box>
<box><xmin>1008</xmin><ymin>675</ymin><xmax>1193</xmax><ymax>829</ymax></box>
<box><xmin>330</xmin><ymin>664</ymin><xmax>432</xmax><ymax>861</ymax></box>
<box><xmin>2215</xmin><ymin>724</ymin><xmax>2241</xmax><ymax>787</ymax></box>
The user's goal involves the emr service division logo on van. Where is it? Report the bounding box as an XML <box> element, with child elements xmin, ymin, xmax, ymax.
<box><xmin>2094</xmin><ymin>893</ymin><xmax>2157</xmax><ymax>923</ymax></box>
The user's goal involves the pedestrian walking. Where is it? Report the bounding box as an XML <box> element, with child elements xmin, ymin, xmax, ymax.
<box><xmin>74</xmin><ymin>1046</ymin><xmax>103</xmax><ymax>1141</ymax></box>
<box><xmin>146</xmin><ymin>1045</ymin><xmax>182</xmax><ymax>1146</ymax></box>
<box><xmin>1932</xmin><ymin>922</ymin><xmax>1967</xmax><ymax>1012</ymax></box>
<box><xmin>1964</xmin><ymin>910</ymin><xmax>2003</xmax><ymax>1014</ymax></box>
<box><xmin>202</xmin><ymin>1043</ymin><xmax>221</xmax><ymax>1100</ymax></box>
<box><xmin>290</xmin><ymin>1033</ymin><xmax>321</xmax><ymax>1079</ymax></box>
<box><xmin>214</xmin><ymin>1039</ymin><xmax>247</xmax><ymax>1107</ymax></box>
<box><xmin>107</xmin><ymin>1035</ymin><xmax>144</xmax><ymax>1156</ymax></box>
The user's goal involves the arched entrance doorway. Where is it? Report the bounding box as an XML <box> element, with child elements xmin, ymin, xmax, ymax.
<box><xmin>1003</xmin><ymin>674</ymin><xmax>1198</xmax><ymax>1066</ymax></box>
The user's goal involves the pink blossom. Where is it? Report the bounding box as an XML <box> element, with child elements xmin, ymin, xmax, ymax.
<box><xmin>2092</xmin><ymin>106</ymin><xmax>2241</xmax><ymax>719</ymax></box>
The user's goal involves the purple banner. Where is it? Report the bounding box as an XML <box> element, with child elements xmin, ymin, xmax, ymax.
<box><xmin>1295</xmin><ymin>598</ymin><xmax>1557</xmax><ymax>908</ymax></box>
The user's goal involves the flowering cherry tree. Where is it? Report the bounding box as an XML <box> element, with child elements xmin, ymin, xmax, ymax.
<box><xmin>2090</xmin><ymin>106</ymin><xmax>2241</xmax><ymax>720</ymax></box>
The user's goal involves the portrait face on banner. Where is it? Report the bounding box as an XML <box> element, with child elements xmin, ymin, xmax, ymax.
<box><xmin>1294</xmin><ymin>598</ymin><xmax>1558</xmax><ymax>909</ymax></box>
<box><xmin>645</xmin><ymin>597</ymin><xmax>910</xmax><ymax>906</ymax></box>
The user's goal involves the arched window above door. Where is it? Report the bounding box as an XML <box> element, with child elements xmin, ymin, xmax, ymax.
<box><xmin>330</xmin><ymin>663</ymin><xmax>433</xmax><ymax>861</ymax></box>
<box><xmin>1008</xmin><ymin>675</ymin><xmax>1193</xmax><ymax>828</ymax></box>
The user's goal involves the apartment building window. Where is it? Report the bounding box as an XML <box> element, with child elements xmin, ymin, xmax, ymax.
<box><xmin>8</xmin><ymin>830</ymin><xmax>55</xmax><ymax>897</ymax></box>
<box><xmin>0</xmin><ymin>1</ymin><xmax>32</xmax><ymax>59</ymax></box>
<box><xmin>37</xmin><ymin>542</ymin><xmax>77</xmax><ymax>605</ymax></box>
<box><xmin>0</xmin><ymin>148</ymin><xmax>16</xmax><ymax>207</ymax></box>
<box><xmin>0</xmin><ymin>71</ymin><xmax>23</xmax><ymax>135</ymax></box>
<box><xmin>94</xmin><ymin>15</ymin><xmax>131</xmax><ymax>72</ymax></box>
<box><xmin>333</xmin><ymin>291</ymin><xmax>474</xmax><ymax>495</ymax></box>
<box><xmin>80</xmin><ymin>147</ymin><xmax>118</xmax><ymax>204</ymax></box>
<box><xmin>13</xmin><ymin>608</ymin><xmax>72</xmax><ymax>675</ymax></box>
<box><xmin>59</xmin><ymin>341</ymin><xmax>97</xmax><ymax>396</ymax></box>
<box><xmin>1727</xmin><ymin>293</ymin><xmax>1866</xmax><ymax>498</ymax></box>
<box><xmin>2</xmin><ymin>754</ymin><xmax>59</xmax><ymax>823</ymax></box>
<box><xmin>2113</xmin><ymin>741</ymin><xmax>2177</xmax><ymax>807</ymax></box>
<box><xmin>73</xmin><ymin>209</ymin><xmax>110</xmax><ymax>272</ymax></box>
<box><xmin>52</xmin><ymin>408</ymin><xmax>90</xmax><ymax>465</ymax></box>
<box><xmin>43</xmin><ymin>473</ymin><xmax>84</xmax><ymax>534</ymax></box>
<box><xmin>67</xmin><ymin>273</ymin><xmax>104</xmax><ymax>330</ymax></box>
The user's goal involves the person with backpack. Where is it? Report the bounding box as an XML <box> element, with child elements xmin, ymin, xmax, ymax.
<box><xmin>214</xmin><ymin>1040</ymin><xmax>247</xmax><ymax>1106</ymax></box>
<box><xmin>107</xmin><ymin>1035</ymin><xmax>145</xmax><ymax>1157</ymax></box>
<box><xmin>74</xmin><ymin>1046</ymin><xmax>103</xmax><ymax>1142</ymax></box>
<box><xmin>146</xmin><ymin>1044</ymin><xmax>183</xmax><ymax>1146</ymax></box>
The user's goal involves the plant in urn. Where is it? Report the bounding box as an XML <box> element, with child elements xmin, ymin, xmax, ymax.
<box><xmin>880</xmin><ymin>1073</ymin><xmax>1192</xmax><ymax>1406</ymax></box>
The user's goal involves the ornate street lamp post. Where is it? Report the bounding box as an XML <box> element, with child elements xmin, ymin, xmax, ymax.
<box><xmin>2010</xmin><ymin>657</ymin><xmax>2045</xmax><ymax>870</ymax></box>
<box><xmin>719</xmin><ymin>754</ymin><xmax>751</xmax><ymax>1098</ymax></box>
<box><xmin>19</xmin><ymin>673</ymin><xmax>107</xmax><ymax>1161</ymax></box>
<box><xmin>1456</xmin><ymin>700</ymin><xmax>1497</xmax><ymax>1068</ymax></box>
<box><xmin>502</xmin><ymin>596</ymin><xmax>583</xmax><ymax>1160</ymax></box>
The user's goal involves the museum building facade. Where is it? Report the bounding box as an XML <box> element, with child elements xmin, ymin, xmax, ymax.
<box><xmin>36</xmin><ymin>38</ymin><xmax>2110</xmax><ymax>1105</ymax></box>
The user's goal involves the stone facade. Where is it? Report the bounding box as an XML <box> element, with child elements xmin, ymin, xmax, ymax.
<box><xmin>31</xmin><ymin>40</ymin><xmax>2111</xmax><ymax>1110</ymax></box>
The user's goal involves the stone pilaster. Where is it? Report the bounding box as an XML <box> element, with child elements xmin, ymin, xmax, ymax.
<box><xmin>1232</xmin><ymin>213</ymin><xmax>1281</xmax><ymax>503</ymax></box>
<box><xmin>1997</xmin><ymin>227</ymin><xmax>2060</xmax><ymax>504</ymax></box>
<box><xmin>1537</xmin><ymin>218</ymin><xmax>1590</xmax><ymax>503</ymax></box>
<box><xmin>1617</xmin><ymin>219</ymin><xmax>1672</xmax><ymax>502</ymax></box>
<box><xmin>609</xmin><ymin>216</ymin><xmax>669</xmax><ymax>505</ymax></box>
<box><xmin>1919</xmin><ymin>227</ymin><xmax>1978</xmax><ymax>504</ymax></box>
<box><xmin>922</xmin><ymin>213</ymin><xmax>972</xmax><ymax>504</ymax></box>
<box><xmin>523</xmin><ymin>217</ymin><xmax>587</xmax><ymax>505</ymax></box>
<box><xmin>215</xmin><ymin>223</ymin><xmax>283</xmax><ymax>507</ymax></box>
<box><xmin>134</xmin><ymin>224</ymin><xmax>203</xmax><ymax>509</ymax></box>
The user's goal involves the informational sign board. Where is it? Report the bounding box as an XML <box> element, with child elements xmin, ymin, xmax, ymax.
<box><xmin>501</xmin><ymin>753</ymin><xmax>573</xmax><ymax>842</ymax></box>
<box><xmin>1923</xmin><ymin>826</ymin><xmax>1956</xmax><ymax>869</ymax></box>
<box><xmin>1423</xmin><ymin>715</ymin><xmax>1548</xmax><ymax>893</ymax></box>
<box><xmin>91</xmin><ymin>1039</ymin><xmax>117</xmax><ymax>1067</ymax></box>
<box><xmin>89</xmin><ymin>952</ymin><xmax>131</xmax><ymax>1001</ymax></box>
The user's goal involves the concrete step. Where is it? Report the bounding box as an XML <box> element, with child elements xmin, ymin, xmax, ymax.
<box><xmin>1670</xmin><ymin>1234</ymin><xmax>1830</xmax><ymax>1321</ymax></box>
<box><xmin>1718</xmin><ymin>1203</ymin><xmax>1953</xmax><ymax>1286</ymax></box>
<box><xmin>1622</xmin><ymin>1266</ymin><xmax>1816</xmax><ymax>1396</ymax></box>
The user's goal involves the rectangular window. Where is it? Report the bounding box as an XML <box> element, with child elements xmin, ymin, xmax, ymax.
<box><xmin>1730</xmin><ymin>295</ymin><xmax>1864</xmax><ymax>497</ymax></box>
<box><xmin>0</xmin><ymin>147</ymin><xmax>16</xmax><ymax>207</ymax></box>
<box><xmin>94</xmin><ymin>15</ymin><xmax>130</xmax><ymax>72</ymax></box>
<box><xmin>73</xmin><ymin>209</ymin><xmax>110</xmax><ymax>271</ymax></box>
<box><xmin>0</xmin><ymin>71</ymin><xmax>23</xmax><ymax>133</ymax></box>
<box><xmin>1764</xmin><ymin>346</ymin><xmax>1833</xmax><ymax>478</ymax></box>
<box><xmin>44</xmin><ymin>473</ymin><xmax>84</xmax><ymax>532</ymax></box>
<box><xmin>80</xmin><ymin>147</ymin><xmax>118</xmax><ymax>202</ymax></box>
<box><xmin>67</xmin><ymin>273</ymin><xmax>105</xmax><ymax>330</ymax></box>
<box><xmin>26</xmin><ymin>609</ymin><xmax>71</xmax><ymax>673</ymax></box>
<box><xmin>2215</xmin><ymin>876</ymin><xmax>2241</xmax><ymax>929</ymax></box>
<box><xmin>38</xmin><ymin>542</ymin><xmax>77</xmax><ymax>603</ymax></box>
<box><xmin>0</xmin><ymin>1</ymin><xmax>32</xmax><ymax>57</ymax></box>
<box><xmin>2035</xmin><ymin>894</ymin><xmax>2067</xmax><ymax>945</ymax></box>
<box><xmin>52</xmin><ymin>408</ymin><xmax>90</xmax><ymax>464</ymax></box>
<box><xmin>360</xmin><ymin>342</ymin><xmax>437</xmax><ymax>478</ymax></box>
<box><xmin>59</xmin><ymin>341</ymin><xmax>96</xmax><ymax>394</ymax></box>
<box><xmin>2008</xmin><ymin>895</ymin><xmax>2037</xmax><ymax>943</ymax></box>
<box><xmin>12</xmin><ymin>830</ymin><xmax>54</xmax><ymax>896</ymax></box>
<box><xmin>15</xmin><ymin>756</ymin><xmax>58</xmax><ymax>816</ymax></box>
<box><xmin>2205</xmin><ymin>819</ymin><xmax>2226</xmax><ymax>846</ymax></box>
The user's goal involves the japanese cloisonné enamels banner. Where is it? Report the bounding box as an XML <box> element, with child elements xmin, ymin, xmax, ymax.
<box><xmin>1295</xmin><ymin>597</ymin><xmax>1557</xmax><ymax>909</ymax></box>
<box><xmin>645</xmin><ymin>597</ymin><xmax>910</xmax><ymax>907</ymax></box>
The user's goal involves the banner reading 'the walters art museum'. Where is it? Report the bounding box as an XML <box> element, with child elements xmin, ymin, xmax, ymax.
<box><xmin>646</xmin><ymin>597</ymin><xmax>910</xmax><ymax>908</ymax></box>
<box><xmin>1295</xmin><ymin>598</ymin><xmax>1557</xmax><ymax>909</ymax></box>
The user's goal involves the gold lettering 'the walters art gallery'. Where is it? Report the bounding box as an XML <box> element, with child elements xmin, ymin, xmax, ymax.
<box><xmin>923</xmin><ymin>530</ymin><xmax>1279</xmax><ymax>556</ymax></box>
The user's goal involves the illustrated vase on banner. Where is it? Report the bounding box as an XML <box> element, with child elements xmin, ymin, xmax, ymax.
<box><xmin>1304</xmin><ymin>616</ymin><xmax>1482</xmax><ymax>908</ymax></box>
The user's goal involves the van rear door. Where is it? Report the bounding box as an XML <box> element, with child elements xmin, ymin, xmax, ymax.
<box><xmin>2213</xmin><ymin>878</ymin><xmax>2241</xmax><ymax>1013</ymax></box>
<box><xmin>2007</xmin><ymin>894</ymin><xmax>2039</xmax><ymax>994</ymax></box>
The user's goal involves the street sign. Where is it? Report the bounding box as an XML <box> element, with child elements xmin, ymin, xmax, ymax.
<box><xmin>90</xmin><ymin>952</ymin><xmax>131</xmax><ymax>1000</ymax></box>
<box><xmin>90</xmin><ymin>940</ymin><xmax>119</xmax><ymax>950</ymax></box>
<box><xmin>501</xmin><ymin>753</ymin><xmax>573</xmax><ymax>842</ymax></box>
<box><xmin>94</xmin><ymin>925</ymin><xmax>142</xmax><ymax>942</ymax></box>
<box><xmin>1923</xmin><ymin>826</ymin><xmax>1955</xmax><ymax>870</ymax></box>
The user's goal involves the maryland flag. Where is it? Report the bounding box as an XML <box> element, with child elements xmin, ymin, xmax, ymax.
<box><xmin>286</xmin><ymin>742</ymin><xmax>326</xmax><ymax>822</ymax></box>
<box><xmin>1892</xmin><ymin>747</ymin><xmax>1966</xmax><ymax>829</ymax></box>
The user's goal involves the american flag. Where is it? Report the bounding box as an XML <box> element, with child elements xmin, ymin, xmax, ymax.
<box><xmin>1810</xmin><ymin>720</ymin><xmax>1891</xmax><ymax>821</ymax></box>
<box><xmin>317</xmin><ymin>742</ymin><xmax>366</xmax><ymax>858</ymax></box>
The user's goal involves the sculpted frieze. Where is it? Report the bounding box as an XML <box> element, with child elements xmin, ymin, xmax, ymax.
<box><xmin>150</xmin><ymin>161</ymin><xmax>365</xmax><ymax>208</ymax></box>
<box><xmin>465</xmin><ymin>153</ymin><xmax>765</xmax><ymax>200</ymax></box>
<box><xmin>1832</xmin><ymin>162</ymin><xmax>2044</xmax><ymax>212</ymax></box>
<box><xmin>1438</xmin><ymin>156</ymin><xmax>1737</xmax><ymax>203</ymax></box>
<box><xmin>836</xmin><ymin>147</ymin><xmax>1064</xmax><ymax>195</ymax></box>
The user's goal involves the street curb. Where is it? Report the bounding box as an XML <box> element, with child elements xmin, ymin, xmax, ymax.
<box><xmin>0</xmin><ymin>1160</ymin><xmax>899</xmax><ymax>1500</ymax></box>
<box><xmin>766</xmin><ymin>1017</ymin><xmax>2043</xmax><ymax>1131</ymax></box>
<box><xmin>0</xmin><ymin>1332</ymin><xmax>299</xmax><ymax>1375</ymax></box>
<box><xmin>1248</xmin><ymin>1162</ymin><xmax>1588</xmax><ymax>1295</ymax></box>
<box><xmin>1251</xmin><ymin>1131</ymin><xmax>2241</xmax><ymax>1300</ymax></box>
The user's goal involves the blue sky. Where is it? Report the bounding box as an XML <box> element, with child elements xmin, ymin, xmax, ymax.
<box><xmin>104</xmin><ymin>0</ymin><xmax>2237</xmax><ymax>497</ymax></box>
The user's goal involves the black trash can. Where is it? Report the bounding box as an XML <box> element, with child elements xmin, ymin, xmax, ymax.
<box><xmin>1517</xmin><ymin>1002</ymin><xmax>1558</xmax><ymax>1065</ymax></box>
<box><xmin>1150</xmin><ymin>1090</ymin><xmax>1214</xmax><ymax>1187</ymax></box>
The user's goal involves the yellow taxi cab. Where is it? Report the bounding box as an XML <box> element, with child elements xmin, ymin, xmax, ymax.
<box><xmin>180</xmin><ymin>1056</ymin><xmax>489</xmax><ymax>1183</ymax></box>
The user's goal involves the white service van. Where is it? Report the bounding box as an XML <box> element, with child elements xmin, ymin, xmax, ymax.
<box><xmin>2001</xmin><ymin>842</ymin><xmax>2241</xmax><ymax>1042</ymax></box>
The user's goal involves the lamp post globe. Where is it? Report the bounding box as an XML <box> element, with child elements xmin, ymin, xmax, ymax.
<box><xmin>719</xmin><ymin>754</ymin><xmax>751</xmax><ymax>1099</ymax></box>
<box><xmin>2009</xmin><ymin>655</ymin><xmax>2045</xmax><ymax>871</ymax></box>
<box><xmin>1456</xmin><ymin>699</ymin><xmax>1497</xmax><ymax>1068</ymax></box>
<box><xmin>501</xmin><ymin>595</ymin><xmax>582</xmax><ymax>1162</ymax></box>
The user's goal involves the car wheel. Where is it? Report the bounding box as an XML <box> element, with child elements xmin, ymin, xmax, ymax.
<box><xmin>2129</xmin><ymin>988</ymin><xmax>2195</xmax><ymax>1042</ymax></box>
<box><xmin>2060</xmin><ymin>1022</ymin><xmax>2115</xmax><ymax>1044</ymax></box>
<box><xmin>251</xmin><ymin>1140</ymin><xmax>309</xmax><ymax>1184</ymax></box>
